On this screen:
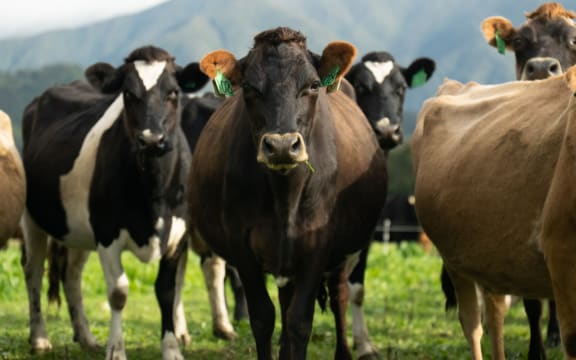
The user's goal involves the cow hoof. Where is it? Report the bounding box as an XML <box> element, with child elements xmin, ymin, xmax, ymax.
<box><xmin>545</xmin><ymin>333</ymin><xmax>561</xmax><ymax>348</ymax></box>
<box><xmin>74</xmin><ymin>333</ymin><xmax>101</xmax><ymax>351</ymax></box>
<box><xmin>358</xmin><ymin>352</ymin><xmax>382</xmax><ymax>360</ymax></box>
<box><xmin>177</xmin><ymin>332</ymin><xmax>191</xmax><ymax>346</ymax></box>
<box><xmin>30</xmin><ymin>337</ymin><xmax>53</xmax><ymax>352</ymax></box>
<box><xmin>213</xmin><ymin>328</ymin><xmax>238</xmax><ymax>340</ymax></box>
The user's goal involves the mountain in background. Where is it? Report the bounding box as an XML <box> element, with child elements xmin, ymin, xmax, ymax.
<box><xmin>0</xmin><ymin>0</ymin><xmax>561</xmax><ymax>134</ymax></box>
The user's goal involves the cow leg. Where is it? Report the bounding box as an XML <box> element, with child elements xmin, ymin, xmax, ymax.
<box><xmin>283</xmin><ymin>271</ymin><xmax>323</xmax><ymax>359</ymax></box>
<box><xmin>226</xmin><ymin>264</ymin><xmax>248</xmax><ymax>321</ymax></box>
<box><xmin>328</xmin><ymin>265</ymin><xmax>353</xmax><ymax>360</ymax></box>
<box><xmin>523</xmin><ymin>298</ymin><xmax>546</xmax><ymax>360</ymax></box>
<box><xmin>156</xmin><ymin>239</ymin><xmax>187</xmax><ymax>360</ymax></box>
<box><xmin>237</xmin><ymin>264</ymin><xmax>275</xmax><ymax>360</ymax></box>
<box><xmin>448</xmin><ymin>269</ymin><xmax>483</xmax><ymax>360</ymax></box>
<box><xmin>62</xmin><ymin>248</ymin><xmax>99</xmax><ymax>349</ymax></box>
<box><xmin>21</xmin><ymin>210</ymin><xmax>52</xmax><ymax>352</ymax></box>
<box><xmin>545</xmin><ymin>300</ymin><xmax>560</xmax><ymax>348</ymax></box>
<box><xmin>347</xmin><ymin>247</ymin><xmax>379</xmax><ymax>359</ymax></box>
<box><xmin>172</xmin><ymin>240</ymin><xmax>190</xmax><ymax>346</ymax></box>
<box><xmin>201</xmin><ymin>254</ymin><xmax>237</xmax><ymax>340</ymax></box>
<box><xmin>483</xmin><ymin>291</ymin><xmax>507</xmax><ymax>360</ymax></box>
<box><xmin>97</xmin><ymin>242</ymin><xmax>129</xmax><ymax>360</ymax></box>
<box><xmin>278</xmin><ymin>280</ymin><xmax>295</xmax><ymax>359</ymax></box>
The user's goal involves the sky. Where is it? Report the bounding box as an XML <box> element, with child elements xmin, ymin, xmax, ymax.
<box><xmin>0</xmin><ymin>0</ymin><xmax>169</xmax><ymax>39</ymax></box>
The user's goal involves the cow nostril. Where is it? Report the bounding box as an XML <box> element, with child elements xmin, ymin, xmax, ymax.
<box><xmin>550</xmin><ymin>63</ymin><xmax>560</xmax><ymax>74</ymax></box>
<box><xmin>526</xmin><ymin>64</ymin><xmax>535</xmax><ymax>75</ymax></box>
<box><xmin>290</xmin><ymin>137</ymin><xmax>301</xmax><ymax>154</ymax></box>
<box><xmin>263</xmin><ymin>137</ymin><xmax>275</xmax><ymax>155</ymax></box>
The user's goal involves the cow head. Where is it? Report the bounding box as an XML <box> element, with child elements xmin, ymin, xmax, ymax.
<box><xmin>199</xmin><ymin>27</ymin><xmax>356</xmax><ymax>173</ymax></box>
<box><xmin>85</xmin><ymin>46</ymin><xmax>209</xmax><ymax>157</ymax></box>
<box><xmin>482</xmin><ymin>2</ymin><xmax>576</xmax><ymax>80</ymax></box>
<box><xmin>345</xmin><ymin>52</ymin><xmax>435</xmax><ymax>150</ymax></box>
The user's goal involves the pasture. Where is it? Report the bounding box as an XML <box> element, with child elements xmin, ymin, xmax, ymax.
<box><xmin>0</xmin><ymin>241</ymin><xmax>563</xmax><ymax>359</ymax></box>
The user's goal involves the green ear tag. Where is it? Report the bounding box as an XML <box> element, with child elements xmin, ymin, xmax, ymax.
<box><xmin>495</xmin><ymin>30</ymin><xmax>506</xmax><ymax>55</ymax></box>
<box><xmin>214</xmin><ymin>70</ymin><xmax>234</xmax><ymax>97</ymax></box>
<box><xmin>321</xmin><ymin>65</ymin><xmax>340</xmax><ymax>87</ymax></box>
<box><xmin>410</xmin><ymin>69</ymin><xmax>428</xmax><ymax>88</ymax></box>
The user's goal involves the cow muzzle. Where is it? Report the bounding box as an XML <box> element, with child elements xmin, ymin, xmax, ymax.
<box><xmin>256</xmin><ymin>132</ymin><xmax>309</xmax><ymax>172</ymax></box>
<box><xmin>137</xmin><ymin>129</ymin><xmax>171</xmax><ymax>155</ymax></box>
<box><xmin>521</xmin><ymin>57</ymin><xmax>562</xmax><ymax>81</ymax></box>
<box><xmin>375</xmin><ymin>117</ymin><xmax>403</xmax><ymax>149</ymax></box>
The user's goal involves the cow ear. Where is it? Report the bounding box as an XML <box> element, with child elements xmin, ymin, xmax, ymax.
<box><xmin>318</xmin><ymin>41</ymin><xmax>358</xmax><ymax>93</ymax></box>
<box><xmin>403</xmin><ymin>58</ymin><xmax>435</xmax><ymax>88</ymax></box>
<box><xmin>199</xmin><ymin>50</ymin><xmax>240</xmax><ymax>97</ymax></box>
<box><xmin>565</xmin><ymin>65</ymin><xmax>576</xmax><ymax>93</ymax></box>
<box><xmin>85</xmin><ymin>62</ymin><xmax>124</xmax><ymax>94</ymax></box>
<box><xmin>177</xmin><ymin>62</ymin><xmax>209</xmax><ymax>93</ymax></box>
<box><xmin>481</xmin><ymin>16</ymin><xmax>516</xmax><ymax>55</ymax></box>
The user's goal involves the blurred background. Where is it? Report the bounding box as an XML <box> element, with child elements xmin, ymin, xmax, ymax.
<box><xmin>0</xmin><ymin>0</ymin><xmax>563</xmax><ymax>192</ymax></box>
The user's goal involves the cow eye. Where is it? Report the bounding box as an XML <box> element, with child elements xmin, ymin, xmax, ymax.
<box><xmin>570</xmin><ymin>37</ymin><xmax>576</xmax><ymax>48</ymax></box>
<box><xmin>310</xmin><ymin>80</ymin><xmax>322</xmax><ymax>92</ymax></box>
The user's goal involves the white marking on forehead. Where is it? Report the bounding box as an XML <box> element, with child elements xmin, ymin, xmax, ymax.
<box><xmin>134</xmin><ymin>60</ymin><xmax>167</xmax><ymax>90</ymax></box>
<box><xmin>364</xmin><ymin>60</ymin><xmax>394</xmax><ymax>84</ymax></box>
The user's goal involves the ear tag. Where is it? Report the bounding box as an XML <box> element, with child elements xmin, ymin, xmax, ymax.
<box><xmin>321</xmin><ymin>64</ymin><xmax>340</xmax><ymax>88</ymax></box>
<box><xmin>495</xmin><ymin>30</ymin><xmax>506</xmax><ymax>55</ymax></box>
<box><xmin>214</xmin><ymin>70</ymin><xmax>234</xmax><ymax>97</ymax></box>
<box><xmin>411</xmin><ymin>69</ymin><xmax>428</xmax><ymax>88</ymax></box>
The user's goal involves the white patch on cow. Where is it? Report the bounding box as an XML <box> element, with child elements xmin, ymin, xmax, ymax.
<box><xmin>375</xmin><ymin>117</ymin><xmax>391</xmax><ymax>133</ymax></box>
<box><xmin>59</xmin><ymin>95</ymin><xmax>124</xmax><ymax>249</ymax></box>
<box><xmin>125</xmin><ymin>216</ymin><xmax>186</xmax><ymax>262</ymax></box>
<box><xmin>134</xmin><ymin>60</ymin><xmax>167</xmax><ymax>90</ymax></box>
<box><xmin>202</xmin><ymin>255</ymin><xmax>235</xmax><ymax>337</ymax></box>
<box><xmin>142</xmin><ymin>128</ymin><xmax>153</xmax><ymax>138</ymax></box>
<box><xmin>155</xmin><ymin>217</ymin><xmax>165</xmax><ymax>232</ymax></box>
<box><xmin>276</xmin><ymin>276</ymin><xmax>290</xmax><ymax>288</ymax></box>
<box><xmin>364</xmin><ymin>60</ymin><xmax>394</xmax><ymax>84</ymax></box>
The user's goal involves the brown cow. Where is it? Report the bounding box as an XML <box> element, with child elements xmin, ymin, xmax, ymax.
<box><xmin>188</xmin><ymin>27</ymin><xmax>388</xmax><ymax>359</ymax></box>
<box><xmin>412</xmin><ymin>66</ymin><xmax>576</xmax><ymax>359</ymax></box>
<box><xmin>437</xmin><ymin>4</ymin><xmax>576</xmax><ymax>358</ymax></box>
<box><xmin>0</xmin><ymin>110</ymin><xmax>25</xmax><ymax>248</ymax></box>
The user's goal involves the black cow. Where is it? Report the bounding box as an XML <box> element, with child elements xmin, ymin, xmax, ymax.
<box><xmin>188</xmin><ymin>27</ymin><xmax>388</xmax><ymax>359</ymax></box>
<box><xmin>21</xmin><ymin>46</ymin><xmax>206</xmax><ymax>360</ymax></box>
<box><xmin>344</xmin><ymin>51</ymin><xmax>435</xmax><ymax>358</ymax></box>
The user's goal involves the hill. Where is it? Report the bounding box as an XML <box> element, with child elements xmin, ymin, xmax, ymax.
<box><xmin>0</xmin><ymin>0</ymin><xmax>564</xmax><ymax>134</ymax></box>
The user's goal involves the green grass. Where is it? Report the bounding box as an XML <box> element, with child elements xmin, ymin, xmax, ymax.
<box><xmin>0</xmin><ymin>241</ymin><xmax>564</xmax><ymax>359</ymax></box>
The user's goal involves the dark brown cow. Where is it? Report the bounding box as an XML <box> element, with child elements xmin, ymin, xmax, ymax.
<box><xmin>0</xmin><ymin>110</ymin><xmax>25</xmax><ymax>248</ymax></box>
<box><xmin>188</xmin><ymin>27</ymin><xmax>388</xmax><ymax>359</ymax></box>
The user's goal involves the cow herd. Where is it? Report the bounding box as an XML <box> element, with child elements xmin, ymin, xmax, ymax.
<box><xmin>1</xmin><ymin>1</ymin><xmax>576</xmax><ymax>360</ymax></box>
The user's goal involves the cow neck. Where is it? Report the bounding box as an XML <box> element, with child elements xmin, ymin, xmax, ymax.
<box><xmin>265</xmin><ymin>97</ymin><xmax>338</xmax><ymax>276</ymax></box>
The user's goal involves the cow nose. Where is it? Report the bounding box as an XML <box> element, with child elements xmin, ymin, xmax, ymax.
<box><xmin>257</xmin><ymin>132</ymin><xmax>309</xmax><ymax>170</ymax></box>
<box><xmin>375</xmin><ymin>118</ymin><xmax>403</xmax><ymax>149</ymax></box>
<box><xmin>138</xmin><ymin>130</ymin><xmax>166</xmax><ymax>149</ymax></box>
<box><xmin>522</xmin><ymin>57</ymin><xmax>562</xmax><ymax>80</ymax></box>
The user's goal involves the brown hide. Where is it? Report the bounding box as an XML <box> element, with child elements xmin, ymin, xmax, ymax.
<box><xmin>0</xmin><ymin>110</ymin><xmax>26</xmax><ymax>247</ymax></box>
<box><xmin>413</xmin><ymin>73</ymin><xmax>575</xmax><ymax>299</ymax></box>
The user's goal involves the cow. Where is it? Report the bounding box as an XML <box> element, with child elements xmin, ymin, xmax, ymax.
<box><xmin>187</xmin><ymin>27</ymin><xmax>388</xmax><ymax>359</ymax></box>
<box><xmin>436</xmin><ymin>4</ymin><xmax>576</xmax><ymax>359</ymax></box>
<box><xmin>412</xmin><ymin>65</ymin><xmax>576</xmax><ymax>359</ymax></box>
<box><xmin>0</xmin><ymin>110</ymin><xmax>25</xmax><ymax>249</ymax></box>
<box><xmin>20</xmin><ymin>45</ymin><xmax>206</xmax><ymax>360</ymax></box>
<box><xmin>343</xmin><ymin>51</ymin><xmax>435</xmax><ymax>358</ymax></box>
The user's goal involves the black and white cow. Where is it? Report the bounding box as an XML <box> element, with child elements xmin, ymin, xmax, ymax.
<box><xmin>344</xmin><ymin>51</ymin><xmax>435</xmax><ymax>358</ymax></box>
<box><xmin>21</xmin><ymin>46</ymin><xmax>206</xmax><ymax>360</ymax></box>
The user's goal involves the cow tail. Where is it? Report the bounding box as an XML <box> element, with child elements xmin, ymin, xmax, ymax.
<box><xmin>47</xmin><ymin>239</ymin><xmax>67</xmax><ymax>307</ymax></box>
<box><xmin>316</xmin><ymin>280</ymin><xmax>328</xmax><ymax>312</ymax></box>
<box><xmin>440</xmin><ymin>264</ymin><xmax>457</xmax><ymax>312</ymax></box>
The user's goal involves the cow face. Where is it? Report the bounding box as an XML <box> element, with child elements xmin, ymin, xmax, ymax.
<box><xmin>346</xmin><ymin>52</ymin><xmax>435</xmax><ymax>150</ymax></box>
<box><xmin>85</xmin><ymin>46</ymin><xmax>209</xmax><ymax>157</ymax></box>
<box><xmin>482</xmin><ymin>3</ymin><xmax>576</xmax><ymax>80</ymax></box>
<box><xmin>199</xmin><ymin>27</ymin><xmax>356</xmax><ymax>173</ymax></box>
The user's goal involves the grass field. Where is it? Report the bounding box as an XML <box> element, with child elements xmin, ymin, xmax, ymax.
<box><xmin>0</xmin><ymin>241</ymin><xmax>564</xmax><ymax>359</ymax></box>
